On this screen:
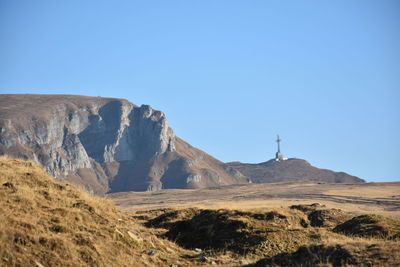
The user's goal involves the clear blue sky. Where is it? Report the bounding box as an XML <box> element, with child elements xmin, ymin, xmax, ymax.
<box><xmin>1</xmin><ymin>0</ymin><xmax>399</xmax><ymax>182</ymax></box>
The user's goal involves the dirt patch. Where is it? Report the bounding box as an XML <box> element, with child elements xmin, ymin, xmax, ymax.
<box><xmin>290</xmin><ymin>203</ymin><xmax>352</xmax><ymax>228</ymax></box>
<box><xmin>334</xmin><ymin>214</ymin><xmax>400</xmax><ymax>239</ymax></box>
<box><xmin>290</xmin><ymin>203</ymin><xmax>326</xmax><ymax>213</ymax></box>
<box><xmin>308</xmin><ymin>209</ymin><xmax>351</xmax><ymax>227</ymax></box>
<box><xmin>165</xmin><ymin>210</ymin><xmax>265</xmax><ymax>253</ymax></box>
<box><xmin>147</xmin><ymin>208</ymin><xmax>318</xmax><ymax>256</ymax></box>
<box><xmin>146</xmin><ymin>208</ymin><xmax>200</xmax><ymax>228</ymax></box>
<box><xmin>253</xmin><ymin>245</ymin><xmax>355</xmax><ymax>267</ymax></box>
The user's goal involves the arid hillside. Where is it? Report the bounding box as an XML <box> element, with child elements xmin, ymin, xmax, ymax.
<box><xmin>1</xmin><ymin>156</ymin><xmax>400</xmax><ymax>266</ymax></box>
<box><xmin>0</xmin><ymin>156</ymin><xmax>199</xmax><ymax>266</ymax></box>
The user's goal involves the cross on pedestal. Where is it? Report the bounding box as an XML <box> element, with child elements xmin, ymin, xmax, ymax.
<box><xmin>276</xmin><ymin>135</ymin><xmax>281</xmax><ymax>153</ymax></box>
<box><xmin>275</xmin><ymin>135</ymin><xmax>286</xmax><ymax>161</ymax></box>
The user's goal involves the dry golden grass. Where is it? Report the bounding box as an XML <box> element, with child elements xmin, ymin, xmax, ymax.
<box><xmin>1</xmin><ymin>156</ymin><xmax>399</xmax><ymax>266</ymax></box>
<box><xmin>137</xmin><ymin>204</ymin><xmax>400</xmax><ymax>266</ymax></box>
<box><xmin>0</xmin><ymin>156</ymin><xmax>196</xmax><ymax>267</ymax></box>
<box><xmin>111</xmin><ymin>181</ymin><xmax>400</xmax><ymax>219</ymax></box>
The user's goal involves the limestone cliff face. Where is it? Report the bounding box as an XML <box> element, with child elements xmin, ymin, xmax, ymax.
<box><xmin>0</xmin><ymin>94</ymin><xmax>247</xmax><ymax>194</ymax></box>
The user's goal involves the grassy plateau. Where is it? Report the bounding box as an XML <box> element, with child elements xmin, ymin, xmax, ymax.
<box><xmin>1</xmin><ymin>156</ymin><xmax>399</xmax><ymax>266</ymax></box>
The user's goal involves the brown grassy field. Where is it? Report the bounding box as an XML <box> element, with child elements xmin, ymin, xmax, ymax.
<box><xmin>0</xmin><ymin>156</ymin><xmax>198</xmax><ymax>267</ymax></box>
<box><xmin>136</xmin><ymin>205</ymin><xmax>400</xmax><ymax>266</ymax></box>
<box><xmin>110</xmin><ymin>181</ymin><xmax>400</xmax><ymax>219</ymax></box>
<box><xmin>1</xmin><ymin>156</ymin><xmax>400</xmax><ymax>266</ymax></box>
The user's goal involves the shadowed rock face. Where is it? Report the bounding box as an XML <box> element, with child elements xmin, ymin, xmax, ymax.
<box><xmin>226</xmin><ymin>158</ymin><xmax>365</xmax><ymax>183</ymax></box>
<box><xmin>0</xmin><ymin>94</ymin><xmax>248</xmax><ymax>194</ymax></box>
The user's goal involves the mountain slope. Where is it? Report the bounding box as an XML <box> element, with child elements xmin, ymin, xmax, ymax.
<box><xmin>0</xmin><ymin>94</ymin><xmax>248</xmax><ymax>194</ymax></box>
<box><xmin>226</xmin><ymin>158</ymin><xmax>365</xmax><ymax>183</ymax></box>
<box><xmin>0</xmin><ymin>156</ymin><xmax>197</xmax><ymax>266</ymax></box>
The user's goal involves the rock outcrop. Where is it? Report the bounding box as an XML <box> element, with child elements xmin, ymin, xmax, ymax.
<box><xmin>225</xmin><ymin>158</ymin><xmax>365</xmax><ymax>184</ymax></box>
<box><xmin>0</xmin><ymin>94</ymin><xmax>248</xmax><ymax>194</ymax></box>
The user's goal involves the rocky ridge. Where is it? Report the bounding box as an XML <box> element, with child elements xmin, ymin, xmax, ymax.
<box><xmin>0</xmin><ymin>94</ymin><xmax>248</xmax><ymax>194</ymax></box>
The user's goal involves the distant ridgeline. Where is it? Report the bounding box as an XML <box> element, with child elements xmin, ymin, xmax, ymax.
<box><xmin>0</xmin><ymin>94</ymin><xmax>363</xmax><ymax>195</ymax></box>
<box><xmin>226</xmin><ymin>135</ymin><xmax>364</xmax><ymax>184</ymax></box>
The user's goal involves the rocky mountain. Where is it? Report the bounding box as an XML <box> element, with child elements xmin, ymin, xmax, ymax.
<box><xmin>226</xmin><ymin>158</ymin><xmax>365</xmax><ymax>184</ymax></box>
<box><xmin>0</xmin><ymin>94</ymin><xmax>248</xmax><ymax>194</ymax></box>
